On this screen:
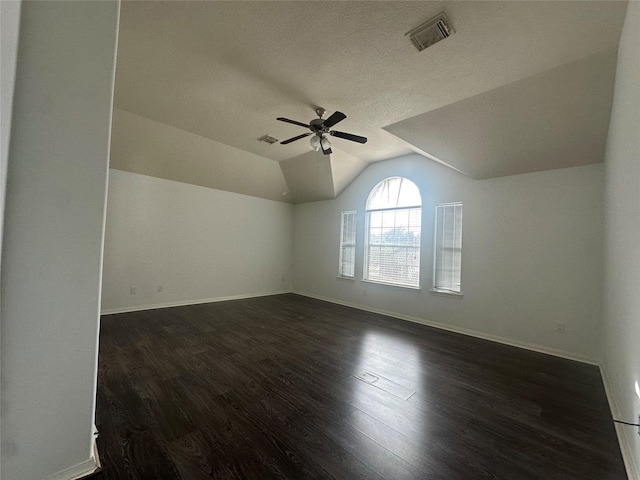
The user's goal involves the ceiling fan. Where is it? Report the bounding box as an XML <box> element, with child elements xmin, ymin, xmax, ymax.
<box><xmin>277</xmin><ymin>108</ymin><xmax>367</xmax><ymax>155</ymax></box>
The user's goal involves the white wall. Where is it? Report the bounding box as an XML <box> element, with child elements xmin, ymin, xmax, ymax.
<box><xmin>293</xmin><ymin>156</ymin><xmax>604</xmax><ymax>361</ymax></box>
<box><xmin>101</xmin><ymin>169</ymin><xmax>293</xmax><ymax>313</ymax></box>
<box><xmin>0</xmin><ymin>2</ymin><xmax>119</xmax><ymax>479</ymax></box>
<box><xmin>602</xmin><ymin>2</ymin><xmax>640</xmax><ymax>478</ymax></box>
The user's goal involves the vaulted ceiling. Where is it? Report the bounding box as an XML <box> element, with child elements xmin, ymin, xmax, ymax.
<box><xmin>110</xmin><ymin>1</ymin><xmax>627</xmax><ymax>203</ymax></box>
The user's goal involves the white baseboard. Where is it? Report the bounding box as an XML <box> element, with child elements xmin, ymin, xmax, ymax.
<box><xmin>101</xmin><ymin>289</ymin><xmax>291</xmax><ymax>315</ymax></box>
<box><xmin>45</xmin><ymin>457</ymin><xmax>99</xmax><ymax>480</ymax></box>
<box><xmin>600</xmin><ymin>365</ymin><xmax>639</xmax><ymax>480</ymax></box>
<box><xmin>292</xmin><ymin>290</ymin><xmax>598</xmax><ymax>365</ymax></box>
<box><xmin>44</xmin><ymin>428</ymin><xmax>101</xmax><ymax>480</ymax></box>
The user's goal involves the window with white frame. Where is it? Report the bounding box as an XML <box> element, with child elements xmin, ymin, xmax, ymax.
<box><xmin>364</xmin><ymin>177</ymin><xmax>421</xmax><ymax>288</ymax></box>
<box><xmin>433</xmin><ymin>203</ymin><xmax>463</xmax><ymax>293</ymax></box>
<box><xmin>339</xmin><ymin>211</ymin><xmax>356</xmax><ymax>278</ymax></box>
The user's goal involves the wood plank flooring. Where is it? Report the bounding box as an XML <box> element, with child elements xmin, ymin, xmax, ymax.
<box><xmin>95</xmin><ymin>294</ymin><xmax>626</xmax><ymax>479</ymax></box>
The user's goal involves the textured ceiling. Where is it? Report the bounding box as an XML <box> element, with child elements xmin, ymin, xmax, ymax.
<box><xmin>385</xmin><ymin>49</ymin><xmax>618</xmax><ymax>179</ymax></box>
<box><xmin>112</xmin><ymin>1</ymin><xmax>627</xmax><ymax>200</ymax></box>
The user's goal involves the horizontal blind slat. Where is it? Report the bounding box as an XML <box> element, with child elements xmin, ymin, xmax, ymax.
<box><xmin>339</xmin><ymin>211</ymin><xmax>357</xmax><ymax>277</ymax></box>
<box><xmin>434</xmin><ymin>203</ymin><xmax>462</xmax><ymax>292</ymax></box>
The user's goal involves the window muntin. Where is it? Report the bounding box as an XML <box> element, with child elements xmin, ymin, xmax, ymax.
<box><xmin>433</xmin><ymin>203</ymin><xmax>463</xmax><ymax>293</ymax></box>
<box><xmin>366</xmin><ymin>176</ymin><xmax>421</xmax><ymax>210</ymax></box>
<box><xmin>339</xmin><ymin>211</ymin><xmax>356</xmax><ymax>278</ymax></box>
<box><xmin>364</xmin><ymin>177</ymin><xmax>421</xmax><ymax>288</ymax></box>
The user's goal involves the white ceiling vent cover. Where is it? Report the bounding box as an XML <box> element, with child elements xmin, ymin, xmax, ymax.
<box><xmin>258</xmin><ymin>134</ymin><xmax>279</xmax><ymax>145</ymax></box>
<box><xmin>406</xmin><ymin>12</ymin><xmax>454</xmax><ymax>52</ymax></box>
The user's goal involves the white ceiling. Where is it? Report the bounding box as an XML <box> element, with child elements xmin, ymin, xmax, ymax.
<box><xmin>385</xmin><ymin>49</ymin><xmax>618</xmax><ymax>179</ymax></box>
<box><xmin>112</xmin><ymin>1</ymin><xmax>627</xmax><ymax>200</ymax></box>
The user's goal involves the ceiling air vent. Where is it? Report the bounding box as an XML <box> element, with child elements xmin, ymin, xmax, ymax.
<box><xmin>406</xmin><ymin>12</ymin><xmax>454</xmax><ymax>52</ymax></box>
<box><xmin>258</xmin><ymin>134</ymin><xmax>279</xmax><ymax>145</ymax></box>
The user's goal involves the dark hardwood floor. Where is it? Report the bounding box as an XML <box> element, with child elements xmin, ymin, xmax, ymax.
<box><xmin>95</xmin><ymin>294</ymin><xmax>626</xmax><ymax>479</ymax></box>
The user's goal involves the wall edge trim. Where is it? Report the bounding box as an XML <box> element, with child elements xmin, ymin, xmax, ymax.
<box><xmin>600</xmin><ymin>364</ymin><xmax>639</xmax><ymax>480</ymax></box>
<box><xmin>45</xmin><ymin>457</ymin><xmax>98</xmax><ymax>480</ymax></box>
<box><xmin>292</xmin><ymin>290</ymin><xmax>598</xmax><ymax>365</ymax></box>
<box><xmin>100</xmin><ymin>290</ymin><xmax>291</xmax><ymax>315</ymax></box>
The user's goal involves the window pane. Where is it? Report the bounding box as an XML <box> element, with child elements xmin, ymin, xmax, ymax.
<box><xmin>364</xmin><ymin>178</ymin><xmax>422</xmax><ymax>288</ymax></box>
<box><xmin>365</xmin><ymin>244</ymin><xmax>420</xmax><ymax>287</ymax></box>
<box><xmin>340</xmin><ymin>246</ymin><xmax>355</xmax><ymax>277</ymax></box>
<box><xmin>366</xmin><ymin>177</ymin><xmax>421</xmax><ymax>210</ymax></box>
<box><xmin>434</xmin><ymin>203</ymin><xmax>463</xmax><ymax>292</ymax></box>
<box><xmin>339</xmin><ymin>211</ymin><xmax>356</xmax><ymax>278</ymax></box>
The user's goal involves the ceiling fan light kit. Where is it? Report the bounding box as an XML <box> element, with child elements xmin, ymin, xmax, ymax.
<box><xmin>277</xmin><ymin>108</ymin><xmax>367</xmax><ymax>155</ymax></box>
<box><xmin>320</xmin><ymin>136</ymin><xmax>332</xmax><ymax>151</ymax></box>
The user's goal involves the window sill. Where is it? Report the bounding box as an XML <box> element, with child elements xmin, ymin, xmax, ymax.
<box><xmin>362</xmin><ymin>279</ymin><xmax>421</xmax><ymax>291</ymax></box>
<box><xmin>430</xmin><ymin>289</ymin><xmax>463</xmax><ymax>298</ymax></box>
<box><xmin>337</xmin><ymin>276</ymin><xmax>355</xmax><ymax>281</ymax></box>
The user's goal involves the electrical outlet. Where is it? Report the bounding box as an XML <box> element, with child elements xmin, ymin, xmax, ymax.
<box><xmin>130</xmin><ymin>286</ymin><xmax>138</xmax><ymax>294</ymax></box>
<box><xmin>158</xmin><ymin>285</ymin><xmax>163</xmax><ymax>292</ymax></box>
<box><xmin>554</xmin><ymin>322</ymin><xmax>566</xmax><ymax>333</ymax></box>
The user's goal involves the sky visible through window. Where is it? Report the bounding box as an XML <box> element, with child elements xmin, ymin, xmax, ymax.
<box><xmin>366</xmin><ymin>177</ymin><xmax>421</xmax><ymax>211</ymax></box>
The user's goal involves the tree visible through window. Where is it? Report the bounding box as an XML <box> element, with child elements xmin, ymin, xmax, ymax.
<box><xmin>364</xmin><ymin>177</ymin><xmax>421</xmax><ymax>288</ymax></box>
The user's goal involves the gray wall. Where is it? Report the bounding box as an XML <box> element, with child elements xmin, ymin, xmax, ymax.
<box><xmin>0</xmin><ymin>1</ymin><xmax>22</xmax><ymax>472</ymax></box>
<box><xmin>0</xmin><ymin>2</ymin><xmax>119</xmax><ymax>478</ymax></box>
<box><xmin>602</xmin><ymin>2</ymin><xmax>640</xmax><ymax>478</ymax></box>
<box><xmin>0</xmin><ymin>1</ymin><xmax>21</xmax><ymax>254</ymax></box>
<box><xmin>293</xmin><ymin>156</ymin><xmax>605</xmax><ymax>362</ymax></box>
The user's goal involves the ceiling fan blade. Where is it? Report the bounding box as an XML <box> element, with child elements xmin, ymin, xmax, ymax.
<box><xmin>277</xmin><ymin>117</ymin><xmax>310</xmax><ymax>128</ymax></box>
<box><xmin>280</xmin><ymin>132</ymin><xmax>312</xmax><ymax>145</ymax></box>
<box><xmin>330</xmin><ymin>130</ymin><xmax>368</xmax><ymax>144</ymax></box>
<box><xmin>322</xmin><ymin>111</ymin><xmax>346</xmax><ymax>129</ymax></box>
<box><xmin>321</xmin><ymin>144</ymin><xmax>332</xmax><ymax>155</ymax></box>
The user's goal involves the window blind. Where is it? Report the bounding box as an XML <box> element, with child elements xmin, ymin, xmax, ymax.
<box><xmin>434</xmin><ymin>203</ymin><xmax>463</xmax><ymax>293</ymax></box>
<box><xmin>364</xmin><ymin>206</ymin><xmax>421</xmax><ymax>287</ymax></box>
<box><xmin>339</xmin><ymin>211</ymin><xmax>356</xmax><ymax>278</ymax></box>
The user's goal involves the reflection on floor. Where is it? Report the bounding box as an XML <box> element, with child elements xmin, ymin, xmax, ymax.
<box><xmin>95</xmin><ymin>293</ymin><xmax>626</xmax><ymax>479</ymax></box>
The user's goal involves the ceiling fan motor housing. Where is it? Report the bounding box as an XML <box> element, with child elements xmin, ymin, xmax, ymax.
<box><xmin>310</xmin><ymin>118</ymin><xmax>328</xmax><ymax>134</ymax></box>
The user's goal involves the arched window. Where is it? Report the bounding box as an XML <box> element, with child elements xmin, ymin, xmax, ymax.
<box><xmin>364</xmin><ymin>177</ymin><xmax>421</xmax><ymax>288</ymax></box>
